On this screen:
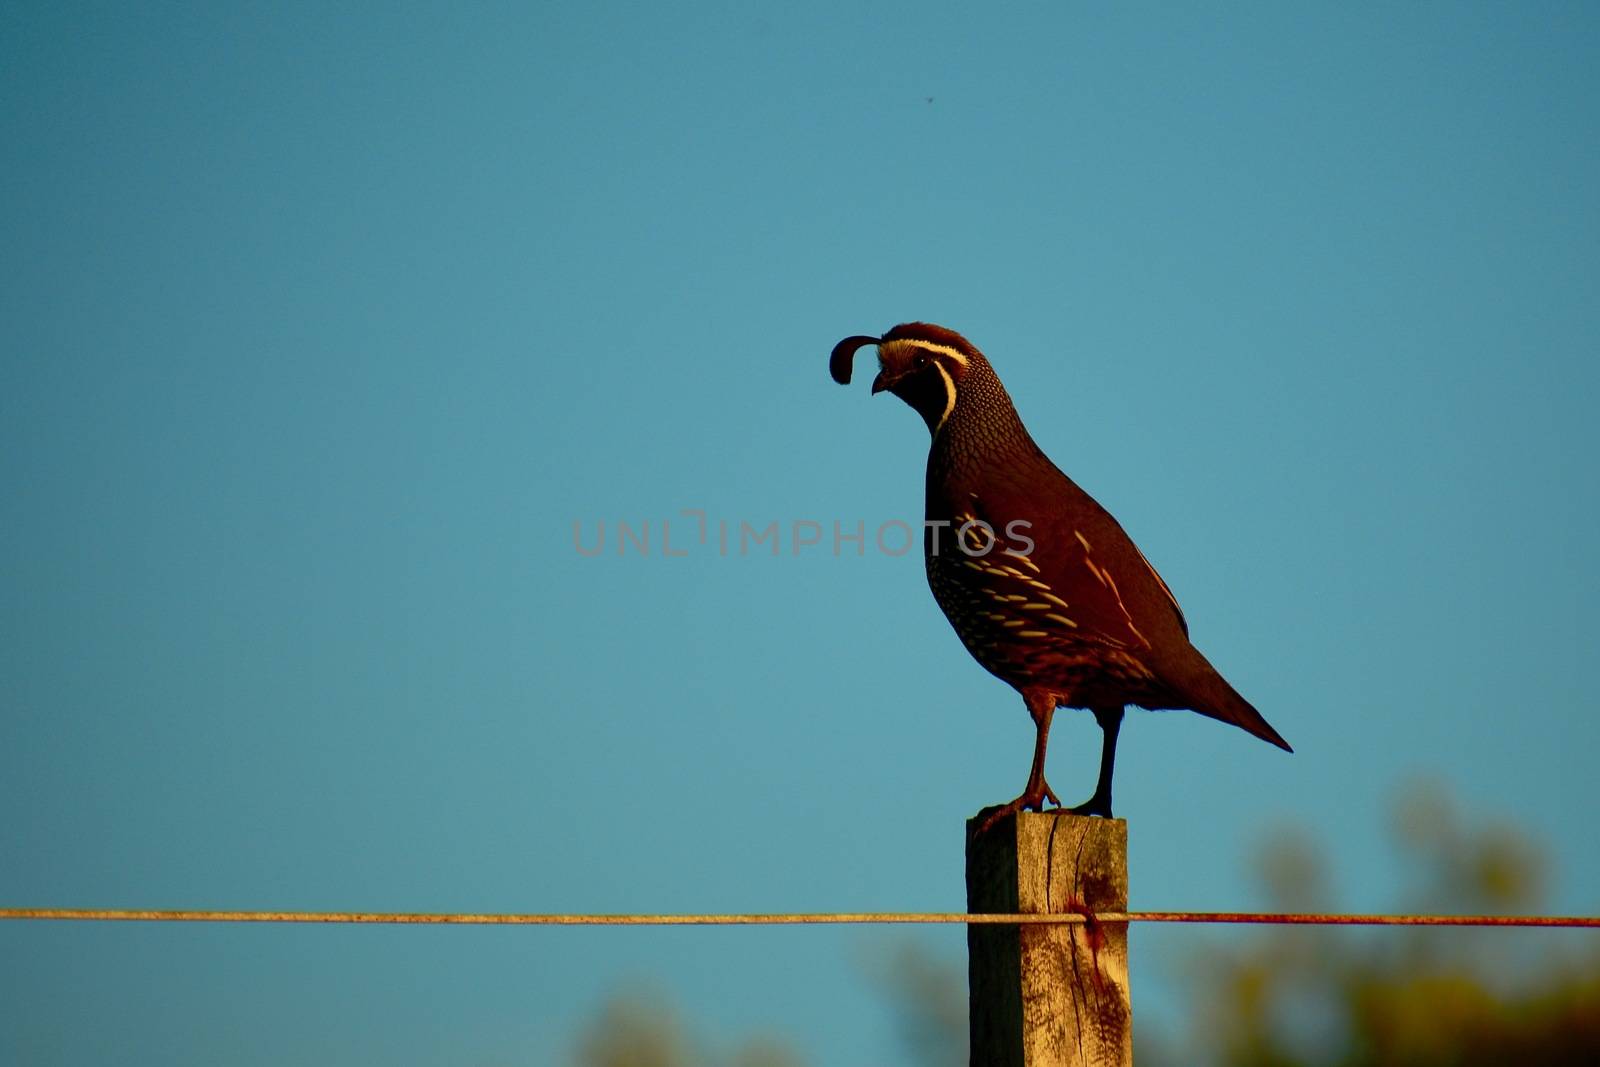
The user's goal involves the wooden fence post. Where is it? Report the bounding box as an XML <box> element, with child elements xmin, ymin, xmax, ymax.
<box><xmin>966</xmin><ymin>812</ymin><xmax>1131</xmax><ymax>1066</ymax></box>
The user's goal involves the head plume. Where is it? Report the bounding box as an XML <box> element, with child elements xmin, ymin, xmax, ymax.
<box><xmin>829</xmin><ymin>335</ymin><xmax>880</xmax><ymax>385</ymax></box>
<box><xmin>829</xmin><ymin>323</ymin><xmax>984</xmax><ymax>387</ymax></box>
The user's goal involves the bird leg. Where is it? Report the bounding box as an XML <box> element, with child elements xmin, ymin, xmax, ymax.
<box><xmin>1069</xmin><ymin>706</ymin><xmax>1125</xmax><ymax>818</ymax></box>
<box><xmin>975</xmin><ymin>692</ymin><xmax>1062</xmax><ymax>833</ymax></box>
<box><xmin>1020</xmin><ymin>695</ymin><xmax>1063</xmax><ymax>809</ymax></box>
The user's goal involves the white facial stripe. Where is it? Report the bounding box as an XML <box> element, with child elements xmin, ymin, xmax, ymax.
<box><xmin>880</xmin><ymin>339</ymin><xmax>971</xmax><ymax>367</ymax></box>
<box><xmin>932</xmin><ymin>361</ymin><xmax>957</xmax><ymax>432</ymax></box>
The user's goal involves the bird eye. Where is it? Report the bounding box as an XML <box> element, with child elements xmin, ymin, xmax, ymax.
<box><xmin>913</xmin><ymin>351</ymin><xmax>930</xmax><ymax>367</ymax></box>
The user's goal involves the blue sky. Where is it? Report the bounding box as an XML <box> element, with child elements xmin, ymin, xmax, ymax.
<box><xmin>4</xmin><ymin>2</ymin><xmax>1599</xmax><ymax>1064</ymax></box>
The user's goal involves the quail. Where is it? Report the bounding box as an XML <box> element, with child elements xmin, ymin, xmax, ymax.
<box><xmin>831</xmin><ymin>322</ymin><xmax>1291</xmax><ymax>826</ymax></box>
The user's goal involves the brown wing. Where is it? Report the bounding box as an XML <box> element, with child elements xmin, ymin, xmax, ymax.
<box><xmin>958</xmin><ymin>459</ymin><xmax>1192</xmax><ymax>663</ymax></box>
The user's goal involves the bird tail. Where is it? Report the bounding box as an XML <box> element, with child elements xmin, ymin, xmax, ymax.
<box><xmin>1178</xmin><ymin>659</ymin><xmax>1293</xmax><ymax>753</ymax></box>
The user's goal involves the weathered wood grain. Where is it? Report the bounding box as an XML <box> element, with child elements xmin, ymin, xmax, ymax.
<box><xmin>967</xmin><ymin>812</ymin><xmax>1131</xmax><ymax>1067</ymax></box>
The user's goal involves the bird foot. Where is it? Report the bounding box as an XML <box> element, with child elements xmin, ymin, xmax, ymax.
<box><xmin>973</xmin><ymin>780</ymin><xmax>1062</xmax><ymax>835</ymax></box>
<box><xmin>1067</xmin><ymin>792</ymin><xmax>1114</xmax><ymax>818</ymax></box>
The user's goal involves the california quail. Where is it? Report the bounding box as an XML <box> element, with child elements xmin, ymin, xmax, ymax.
<box><xmin>831</xmin><ymin>322</ymin><xmax>1291</xmax><ymax>826</ymax></box>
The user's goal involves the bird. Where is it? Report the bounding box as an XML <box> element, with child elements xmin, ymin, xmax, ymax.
<box><xmin>830</xmin><ymin>322</ymin><xmax>1291</xmax><ymax>827</ymax></box>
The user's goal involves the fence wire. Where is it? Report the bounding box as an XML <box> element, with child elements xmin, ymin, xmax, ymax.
<box><xmin>3</xmin><ymin>908</ymin><xmax>1597</xmax><ymax>928</ymax></box>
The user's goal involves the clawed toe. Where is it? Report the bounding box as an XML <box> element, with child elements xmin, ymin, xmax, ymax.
<box><xmin>974</xmin><ymin>781</ymin><xmax>1062</xmax><ymax>834</ymax></box>
<box><xmin>1068</xmin><ymin>792</ymin><xmax>1114</xmax><ymax>818</ymax></box>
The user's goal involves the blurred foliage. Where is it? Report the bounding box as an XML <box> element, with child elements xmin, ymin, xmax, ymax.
<box><xmin>569</xmin><ymin>783</ymin><xmax>1600</xmax><ymax>1066</ymax></box>
<box><xmin>571</xmin><ymin>988</ymin><xmax>803</xmax><ymax>1067</ymax></box>
<box><xmin>1167</xmin><ymin>780</ymin><xmax>1600</xmax><ymax>1067</ymax></box>
<box><xmin>574</xmin><ymin>994</ymin><xmax>691</xmax><ymax>1067</ymax></box>
<box><xmin>863</xmin><ymin>940</ymin><xmax>966</xmax><ymax>1067</ymax></box>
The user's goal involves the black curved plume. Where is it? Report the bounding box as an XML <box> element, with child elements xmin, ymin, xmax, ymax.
<box><xmin>829</xmin><ymin>335</ymin><xmax>880</xmax><ymax>385</ymax></box>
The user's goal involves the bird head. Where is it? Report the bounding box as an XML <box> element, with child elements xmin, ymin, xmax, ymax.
<box><xmin>829</xmin><ymin>322</ymin><xmax>984</xmax><ymax>434</ymax></box>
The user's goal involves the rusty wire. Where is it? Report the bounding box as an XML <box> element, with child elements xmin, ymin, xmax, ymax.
<box><xmin>3</xmin><ymin>908</ymin><xmax>1597</xmax><ymax>928</ymax></box>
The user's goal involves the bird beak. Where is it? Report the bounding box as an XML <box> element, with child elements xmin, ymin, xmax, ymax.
<box><xmin>870</xmin><ymin>368</ymin><xmax>895</xmax><ymax>395</ymax></box>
